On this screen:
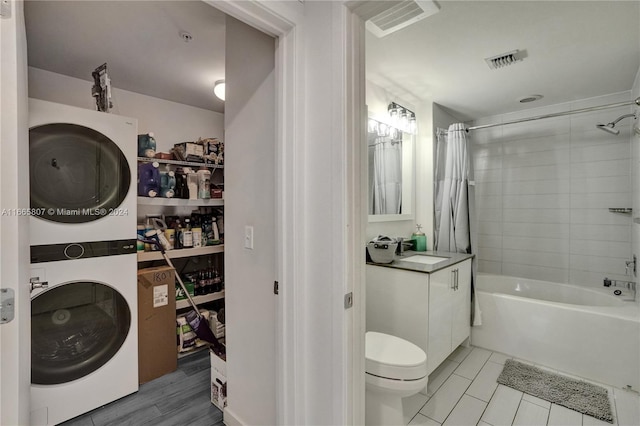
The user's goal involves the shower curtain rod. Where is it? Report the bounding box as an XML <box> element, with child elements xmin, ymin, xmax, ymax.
<box><xmin>463</xmin><ymin>96</ymin><xmax>640</xmax><ymax>132</ymax></box>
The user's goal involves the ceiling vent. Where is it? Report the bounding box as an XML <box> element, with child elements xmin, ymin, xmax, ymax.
<box><xmin>365</xmin><ymin>0</ymin><xmax>440</xmax><ymax>38</ymax></box>
<box><xmin>485</xmin><ymin>50</ymin><xmax>527</xmax><ymax>70</ymax></box>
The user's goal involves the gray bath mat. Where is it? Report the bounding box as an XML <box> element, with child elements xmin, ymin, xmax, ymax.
<box><xmin>497</xmin><ymin>359</ymin><xmax>613</xmax><ymax>423</ymax></box>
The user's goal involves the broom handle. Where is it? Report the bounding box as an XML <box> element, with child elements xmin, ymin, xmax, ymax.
<box><xmin>139</xmin><ymin>237</ymin><xmax>202</xmax><ymax>316</ymax></box>
<box><xmin>162</xmin><ymin>252</ymin><xmax>202</xmax><ymax>316</ymax></box>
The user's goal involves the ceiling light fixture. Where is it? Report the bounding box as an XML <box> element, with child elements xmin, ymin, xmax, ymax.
<box><xmin>214</xmin><ymin>80</ymin><xmax>225</xmax><ymax>101</ymax></box>
<box><xmin>179</xmin><ymin>31</ymin><xmax>193</xmax><ymax>43</ymax></box>
<box><xmin>518</xmin><ymin>94</ymin><xmax>543</xmax><ymax>103</ymax></box>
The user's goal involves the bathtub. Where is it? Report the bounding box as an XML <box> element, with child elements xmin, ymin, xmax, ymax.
<box><xmin>471</xmin><ymin>273</ymin><xmax>640</xmax><ymax>391</ymax></box>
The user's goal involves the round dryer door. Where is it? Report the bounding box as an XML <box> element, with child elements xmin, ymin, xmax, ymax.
<box><xmin>29</xmin><ymin>123</ymin><xmax>131</xmax><ymax>223</ymax></box>
<box><xmin>31</xmin><ymin>281</ymin><xmax>131</xmax><ymax>385</ymax></box>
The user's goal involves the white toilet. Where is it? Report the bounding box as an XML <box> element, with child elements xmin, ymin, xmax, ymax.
<box><xmin>365</xmin><ymin>331</ymin><xmax>428</xmax><ymax>426</ymax></box>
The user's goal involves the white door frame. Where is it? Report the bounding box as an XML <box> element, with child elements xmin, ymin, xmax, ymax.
<box><xmin>0</xmin><ymin>1</ymin><xmax>32</xmax><ymax>424</ymax></box>
<box><xmin>209</xmin><ymin>1</ymin><xmax>365</xmax><ymax>424</ymax></box>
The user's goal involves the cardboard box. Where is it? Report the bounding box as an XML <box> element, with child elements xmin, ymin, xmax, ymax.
<box><xmin>138</xmin><ymin>266</ymin><xmax>177</xmax><ymax>384</ymax></box>
<box><xmin>173</xmin><ymin>142</ymin><xmax>204</xmax><ymax>162</ymax></box>
<box><xmin>210</xmin><ymin>348</ymin><xmax>227</xmax><ymax>410</ymax></box>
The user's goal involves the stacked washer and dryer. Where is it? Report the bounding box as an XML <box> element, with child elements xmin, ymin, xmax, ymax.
<box><xmin>28</xmin><ymin>99</ymin><xmax>139</xmax><ymax>425</ymax></box>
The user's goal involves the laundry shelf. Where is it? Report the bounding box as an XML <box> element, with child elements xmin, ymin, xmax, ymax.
<box><xmin>176</xmin><ymin>290</ymin><xmax>225</xmax><ymax>310</ymax></box>
<box><xmin>137</xmin><ymin>156</ymin><xmax>224</xmax><ymax>170</ymax></box>
<box><xmin>137</xmin><ymin>245</ymin><xmax>224</xmax><ymax>262</ymax></box>
<box><xmin>137</xmin><ymin>197</ymin><xmax>224</xmax><ymax>207</ymax></box>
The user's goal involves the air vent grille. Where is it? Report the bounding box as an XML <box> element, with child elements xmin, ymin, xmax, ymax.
<box><xmin>485</xmin><ymin>50</ymin><xmax>525</xmax><ymax>69</ymax></box>
<box><xmin>370</xmin><ymin>2</ymin><xmax>423</xmax><ymax>31</ymax></box>
<box><xmin>366</xmin><ymin>0</ymin><xmax>440</xmax><ymax>38</ymax></box>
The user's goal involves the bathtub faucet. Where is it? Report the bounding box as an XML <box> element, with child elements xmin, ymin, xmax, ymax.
<box><xmin>625</xmin><ymin>255</ymin><xmax>636</xmax><ymax>277</ymax></box>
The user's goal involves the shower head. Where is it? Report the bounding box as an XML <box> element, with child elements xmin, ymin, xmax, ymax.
<box><xmin>596</xmin><ymin>123</ymin><xmax>620</xmax><ymax>135</ymax></box>
<box><xmin>595</xmin><ymin>112</ymin><xmax>637</xmax><ymax>135</ymax></box>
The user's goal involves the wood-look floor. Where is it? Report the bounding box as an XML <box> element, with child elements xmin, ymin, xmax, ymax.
<box><xmin>61</xmin><ymin>349</ymin><xmax>223</xmax><ymax>426</ymax></box>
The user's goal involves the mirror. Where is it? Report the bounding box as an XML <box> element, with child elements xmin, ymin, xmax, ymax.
<box><xmin>367</xmin><ymin>118</ymin><xmax>415</xmax><ymax>222</ymax></box>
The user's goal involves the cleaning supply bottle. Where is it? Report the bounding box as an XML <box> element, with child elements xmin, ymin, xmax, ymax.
<box><xmin>174</xmin><ymin>220</ymin><xmax>183</xmax><ymax>249</ymax></box>
<box><xmin>182</xmin><ymin>218</ymin><xmax>194</xmax><ymax>248</ymax></box>
<box><xmin>412</xmin><ymin>224</ymin><xmax>427</xmax><ymax>252</ymax></box>
<box><xmin>197</xmin><ymin>167</ymin><xmax>211</xmax><ymax>199</ymax></box>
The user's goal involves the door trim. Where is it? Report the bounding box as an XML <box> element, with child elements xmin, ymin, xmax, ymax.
<box><xmin>205</xmin><ymin>1</ymin><xmax>364</xmax><ymax>424</ymax></box>
<box><xmin>0</xmin><ymin>1</ymin><xmax>31</xmax><ymax>424</ymax></box>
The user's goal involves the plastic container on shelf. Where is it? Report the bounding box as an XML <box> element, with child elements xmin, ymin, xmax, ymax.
<box><xmin>197</xmin><ymin>167</ymin><xmax>211</xmax><ymax>199</ymax></box>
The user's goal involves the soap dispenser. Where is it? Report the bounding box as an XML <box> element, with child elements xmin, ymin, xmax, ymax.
<box><xmin>412</xmin><ymin>224</ymin><xmax>427</xmax><ymax>252</ymax></box>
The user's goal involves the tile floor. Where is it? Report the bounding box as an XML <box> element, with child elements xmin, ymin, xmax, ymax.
<box><xmin>60</xmin><ymin>349</ymin><xmax>223</xmax><ymax>426</ymax></box>
<box><xmin>403</xmin><ymin>346</ymin><xmax>640</xmax><ymax>426</ymax></box>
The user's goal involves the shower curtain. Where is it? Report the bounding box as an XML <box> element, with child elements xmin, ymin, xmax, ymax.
<box><xmin>434</xmin><ymin>123</ymin><xmax>481</xmax><ymax>326</ymax></box>
<box><xmin>372</xmin><ymin>136</ymin><xmax>402</xmax><ymax>215</ymax></box>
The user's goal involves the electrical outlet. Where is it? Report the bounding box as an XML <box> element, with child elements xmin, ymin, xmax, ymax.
<box><xmin>244</xmin><ymin>225</ymin><xmax>254</xmax><ymax>250</ymax></box>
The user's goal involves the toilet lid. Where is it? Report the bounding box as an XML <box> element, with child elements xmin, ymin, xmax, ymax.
<box><xmin>365</xmin><ymin>332</ymin><xmax>427</xmax><ymax>380</ymax></box>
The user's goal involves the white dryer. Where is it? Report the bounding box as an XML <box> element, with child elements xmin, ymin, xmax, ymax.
<box><xmin>28</xmin><ymin>99</ymin><xmax>137</xmax><ymax>246</ymax></box>
<box><xmin>30</xmin><ymin>243</ymin><xmax>138</xmax><ymax>426</ymax></box>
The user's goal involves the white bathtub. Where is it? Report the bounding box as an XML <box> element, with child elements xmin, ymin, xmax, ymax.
<box><xmin>471</xmin><ymin>273</ymin><xmax>640</xmax><ymax>391</ymax></box>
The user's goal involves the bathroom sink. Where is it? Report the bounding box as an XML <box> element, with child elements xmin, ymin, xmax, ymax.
<box><xmin>401</xmin><ymin>255</ymin><xmax>450</xmax><ymax>265</ymax></box>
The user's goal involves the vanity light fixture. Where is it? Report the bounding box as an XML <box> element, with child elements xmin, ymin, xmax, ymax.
<box><xmin>409</xmin><ymin>112</ymin><xmax>417</xmax><ymax>133</ymax></box>
<box><xmin>213</xmin><ymin>80</ymin><xmax>225</xmax><ymax>101</ymax></box>
<box><xmin>388</xmin><ymin>102</ymin><xmax>417</xmax><ymax>134</ymax></box>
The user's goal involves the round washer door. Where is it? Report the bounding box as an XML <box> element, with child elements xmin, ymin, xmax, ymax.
<box><xmin>29</xmin><ymin>123</ymin><xmax>131</xmax><ymax>223</ymax></box>
<box><xmin>31</xmin><ymin>281</ymin><xmax>131</xmax><ymax>385</ymax></box>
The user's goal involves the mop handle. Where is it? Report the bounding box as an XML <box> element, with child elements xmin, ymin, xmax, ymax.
<box><xmin>138</xmin><ymin>237</ymin><xmax>203</xmax><ymax>316</ymax></box>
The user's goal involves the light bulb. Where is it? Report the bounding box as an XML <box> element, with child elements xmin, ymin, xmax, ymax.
<box><xmin>214</xmin><ymin>80</ymin><xmax>225</xmax><ymax>101</ymax></box>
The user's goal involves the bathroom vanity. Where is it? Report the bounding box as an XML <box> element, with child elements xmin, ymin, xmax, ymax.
<box><xmin>366</xmin><ymin>252</ymin><xmax>473</xmax><ymax>374</ymax></box>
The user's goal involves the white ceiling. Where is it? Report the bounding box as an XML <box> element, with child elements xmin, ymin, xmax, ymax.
<box><xmin>366</xmin><ymin>0</ymin><xmax>640</xmax><ymax>121</ymax></box>
<box><xmin>25</xmin><ymin>1</ymin><xmax>227</xmax><ymax>113</ymax></box>
<box><xmin>24</xmin><ymin>1</ymin><xmax>640</xmax><ymax>120</ymax></box>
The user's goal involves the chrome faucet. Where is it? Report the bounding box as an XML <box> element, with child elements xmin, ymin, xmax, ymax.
<box><xmin>625</xmin><ymin>255</ymin><xmax>636</xmax><ymax>277</ymax></box>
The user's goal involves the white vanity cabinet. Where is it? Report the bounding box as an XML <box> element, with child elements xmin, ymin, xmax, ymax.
<box><xmin>366</xmin><ymin>257</ymin><xmax>472</xmax><ymax>376</ymax></box>
<box><xmin>427</xmin><ymin>260</ymin><xmax>471</xmax><ymax>373</ymax></box>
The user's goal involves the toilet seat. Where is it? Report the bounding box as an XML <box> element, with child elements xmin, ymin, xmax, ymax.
<box><xmin>365</xmin><ymin>332</ymin><xmax>427</xmax><ymax>381</ymax></box>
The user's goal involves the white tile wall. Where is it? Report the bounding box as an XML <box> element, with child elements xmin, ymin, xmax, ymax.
<box><xmin>472</xmin><ymin>92</ymin><xmax>634</xmax><ymax>287</ymax></box>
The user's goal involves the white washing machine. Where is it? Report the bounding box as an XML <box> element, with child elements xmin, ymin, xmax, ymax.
<box><xmin>28</xmin><ymin>99</ymin><xmax>137</xmax><ymax>246</ymax></box>
<box><xmin>30</xmin><ymin>244</ymin><xmax>138</xmax><ymax>426</ymax></box>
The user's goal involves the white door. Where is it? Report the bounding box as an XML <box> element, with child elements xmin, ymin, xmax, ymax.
<box><xmin>0</xmin><ymin>1</ymin><xmax>32</xmax><ymax>424</ymax></box>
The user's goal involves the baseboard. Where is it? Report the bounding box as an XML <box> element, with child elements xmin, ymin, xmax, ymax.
<box><xmin>223</xmin><ymin>407</ymin><xmax>246</xmax><ymax>426</ymax></box>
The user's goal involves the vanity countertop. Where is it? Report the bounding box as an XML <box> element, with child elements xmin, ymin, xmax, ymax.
<box><xmin>366</xmin><ymin>250</ymin><xmax>474</xmax><ymax>274</ymax></box>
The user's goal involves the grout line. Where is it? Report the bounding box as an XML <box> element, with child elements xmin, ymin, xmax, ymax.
<box><xmin>475</xmin><ymin>379</ymin><xmax>500</xmax><ymax>425</ymax></box>
<box><xmin>466</xmin><ymin>394</ymin><xmax>489</xmax><ymax>404</ymax></box>
<box><xmin>545</xmin><ymin>403</ymin><xmax>551</xmax><ymax>426</ymax></box>
<box><xmin>511</xmin><ymin>392</ymin><xmax>525</xmax><ymax>426</ymax></box>
<box><xmin>439</xmin><ymin>375</ymin><xmax>475</xmax><ymax>426</ymax></box>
